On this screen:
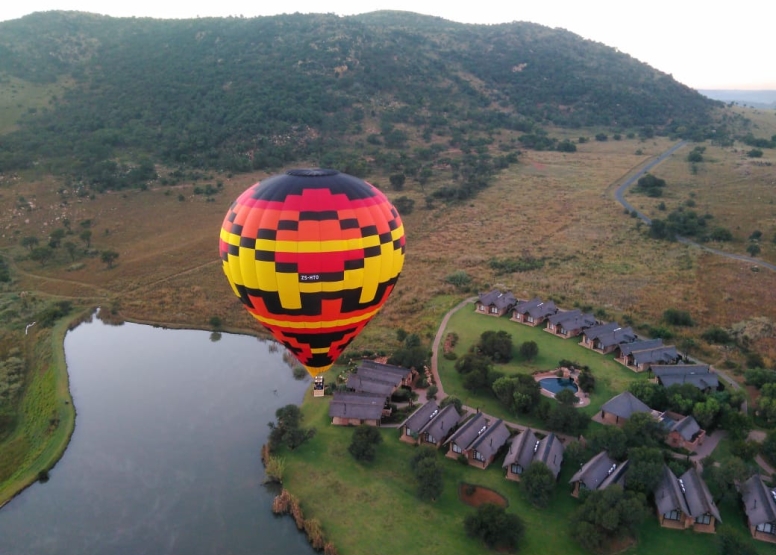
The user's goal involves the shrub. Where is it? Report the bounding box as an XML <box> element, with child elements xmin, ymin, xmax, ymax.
<box><xmin>426</xmin><ymin>385</ymin><xmax>438</xmax><ymax>400</ymax></box>
<box><xmin>348</xmin><ymin>425</ymin><xmax>383</xmax><ymax>462</ymax></box>
<box><xmin>519</xmin><ymin>340</ymin><xmax>539</xmax><ymax>361</ymax></box>
<box><xmin>701</xmin><ymin>327</ymin><xmax>731</xmax><ymax>344</ymax></box>
<box><xmin>444</xmin><ymin>270</ymin><xmax>472</xmax><ymax>290</ymax></box>
<box><xmin>464</xmin><ymin>504</ymin><xmax>525</xmax><ymax>550</ymax></box>
<box><xmin>663</xmin><ymin>308</ymin><xmax>694</xmax><ymax>327</ymax></box>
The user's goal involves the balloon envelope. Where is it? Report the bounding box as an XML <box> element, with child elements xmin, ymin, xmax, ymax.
<box><xmin>219</xmin><ymin>169</ymin><xmax>405</xmax><ymax>376</ymax></box>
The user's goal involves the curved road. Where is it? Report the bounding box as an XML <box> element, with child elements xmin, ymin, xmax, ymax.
<box><xmin>614</xmin><ymin>141</ymin><xmax>776</xmax><ymax>272</ymax></box>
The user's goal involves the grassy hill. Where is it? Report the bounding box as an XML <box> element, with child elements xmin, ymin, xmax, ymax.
<box><xmin>0</xmin><ymin>11</ymin><xmax>720</xmax><ymax>186</ymax></box>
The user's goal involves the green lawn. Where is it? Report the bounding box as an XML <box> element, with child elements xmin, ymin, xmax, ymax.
<box><xmin>438</xmin><ymin>308</ymin><xmax>651</xmax><ymax>422</ymax></box>
<box><xmin>280</xmin><ymin>387</ymin><xmax>771</xmax><ymax>555</ymax></box>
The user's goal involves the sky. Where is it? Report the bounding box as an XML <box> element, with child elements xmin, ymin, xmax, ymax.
<box><xmin>0</xmin><ymin>0</ymin><xmax>772</xmax><ymax>90</ymax></box>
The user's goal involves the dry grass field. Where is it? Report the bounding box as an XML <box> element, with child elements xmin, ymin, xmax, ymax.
<box><xmin>2</xmin><ymin>109</ymin><xmax>776</xmax><ymax>368</ymax></box>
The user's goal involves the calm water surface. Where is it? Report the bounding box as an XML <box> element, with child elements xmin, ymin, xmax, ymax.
<box><xmin>0</xmin><ymin>315</ymin><xmax>315</xmax><ymax>555</ymax></box>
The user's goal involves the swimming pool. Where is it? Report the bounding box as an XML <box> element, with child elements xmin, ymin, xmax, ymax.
<box><xmin>539</xmin><ymin>377</ymin><xmax>579</xmax><ymax>394</ymax></box>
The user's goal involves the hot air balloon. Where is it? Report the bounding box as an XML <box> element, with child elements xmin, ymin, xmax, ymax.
<box><xmin>219</xmin><ymin>169</ymin><xmax>405</xmax><ymax>376</ymax></box>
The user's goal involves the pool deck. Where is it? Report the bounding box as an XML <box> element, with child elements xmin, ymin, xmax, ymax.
<box><xmin>533</xmin><ymin>369</ymin><xmax>591</xmax><ymax>408</ymax></box>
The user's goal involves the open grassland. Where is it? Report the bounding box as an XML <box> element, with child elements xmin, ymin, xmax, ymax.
<box><xmin>279</xmin><ymin>388</ymin><xmax>771</xmax><ymax>555</ymax></box>
<box><xmin>624</xmin><ymin>138</ymin><xmax>776</xmax><ymax>264</ymax></box>
<box><xmin>437</xmin><ymin>308</ymin><xmax>651</xmax><ymax>422</ymax></box>
<box><xmin>2</xmin><ymin>124</ymin><xmax>776</xmax><ymax>359</ymax></box>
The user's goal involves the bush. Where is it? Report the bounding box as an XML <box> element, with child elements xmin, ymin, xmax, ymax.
<box><xmin>426</xmin><ymin>385</ymin><xmax>438</xmax><ymax>400</ymax></box>
<box><xmin>519</xmin><ymin>340</ymin><xmax>539</xmax><ymax>361</ymax></box>
<box><xmin>348</xmin><ymin>425</ymin><xmax>383</xmax><ymax>462</ymax></box>
<box><xmin>444</xmin><ymin>270</ymin><xmax>472</xmax><ymax>290</ymax></box>
<box><xmin>701</xmin><ymin>327</ymin><xmax>732</xmax><ymax>344</ymax></box>
<box><xmin>663</xmin><ymin>308</ymin><xmax>694</xmax><ymax>327</ymax></box>
<box><xmin>464</xmin><ymin>504</ymin><xmax>525</xmax><ymax>550</ymax></box>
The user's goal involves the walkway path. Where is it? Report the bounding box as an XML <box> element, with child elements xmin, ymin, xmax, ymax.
<box><xmin>613</xmin><ymin>140</ymin><xmax>776</xmax><ymax>272</ymax></box>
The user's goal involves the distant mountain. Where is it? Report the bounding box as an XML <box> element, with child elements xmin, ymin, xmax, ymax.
<box><xmin>699</xmin><ymin>90</ymin><xmax>776</xmax><ymax>109</ymax></box>
<box><xmin>0</xmin><ymin>11</ymin><xmax>721</xmax><ymax>187</ymax></box>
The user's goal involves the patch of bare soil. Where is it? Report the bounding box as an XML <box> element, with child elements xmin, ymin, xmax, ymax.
<box><xmin>458</xmin><ymin>483</ymin><xmax>508</xmax><ymax>508</ymax></box>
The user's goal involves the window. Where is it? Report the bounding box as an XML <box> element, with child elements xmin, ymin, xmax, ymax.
<box><xmin>473</xmin><ymin>451</ymin><xmax>485</xmax><ymax>462</ymax></box>
<box><xmin>405</xmin><ymin>427</ymin><xmax>412</xmax><ymax>436</ymax></box>
<box><xmin>664</xmin><ymin>510</ymin><xmax>680</xmax><ymax>521</ymax></box>
<box><xmin>490</xmin><ymin>307</ymin><xmax>498</xmax><ymax>314</ymax></box>
<box><xmin>527</xmin><ymin>316</ymin><xmax>534</xmax><ymax>323</ymax></box>
<box><xmin>452</xmin><ymin>443</ymin><xmax>462</xmax><ymax>454</ymax></box>
<box><xmin>425</xmin><ymin>434</ymin><xmax>436</xmax><ymax>444</ymax></box>
<box><xmin>695</xmin><ymin>514</ymin><xmax>711</xmax><ymax>525</ymax></box>
<box><xmin>511</xmin><ymin>464</ymin><xmax>523</xmax><ymax>475</ymax></box>
<box><xmin>756</xmin><ymin>522</ymin><xmax>775</xmax><ymax>534</ymax></box>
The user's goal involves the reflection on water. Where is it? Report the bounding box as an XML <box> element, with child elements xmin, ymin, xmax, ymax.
<box><xmin>0</xmin><ymin>316</ymin><xmax>315</xmax><ymax>555</ymax></box>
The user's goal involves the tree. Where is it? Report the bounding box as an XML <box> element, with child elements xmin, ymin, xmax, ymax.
<box><xmin>79</xmin><ymin>229</ymin><xmax>93</xmax><ymax>248</ymax></box>
<box><xmin>692</xmin><ymin>396</ymin><xmax>721</xmax><ymax>430</ymax></box>
<box><xmin>478</xmin><ymin>330</ymin><xmax>513</xmax><ymax>362</ymax></box>
<box><xmin>389</xmin><ymin>173</ymin><xmax>406</xmax><ymax>191</ymax></box>
<box><xmin>761</xmin><ymin>431</ymin><xmax>776</xmax><ymax>466</ymax></box>
<box><xmin>387</xmin><ymin>345</ymin><xmax>427</xmax><ymax>371</ymax></box>
<box><xmin>492</xmin><ymin>375</ymin><xmax>540</xmax><ymax>414</ymax></box>
<box><xmin>440</xmin><ymin>396</ymin><xmax>463</xmax><ymax>413</ymax></box>
<box><xmin>64</xmin><ymin>241</ymin><xmax>78</xmax><ymax>262</ymax></box>
<box><xmin>519</xmin><ymin>340</ymin><xmax>539</xmax><ymax>361</ymax></box>
<box><xmin>348</xmin><ymin>425</ymin><xmax>383</xmax><ymax>462</ymax></box>
<box><xmin>747</xmin><ymin>243</ymin><xmax>761</xmax><ymax>257</ymax></box>
<box><xmin>522</xmin><ymin>461</ymin><xmax>555</xmax><ymax>508</ymax></box>
<box><xmin>464</xmin><ymin>503</ymin><xmax>525</xmax><ymax>550</ymax></box>
<box><xmin>411</xmin><ymin>448</ymin><xmax>444</xmax><ymax>501</ymax></box>
<box><xmin>267</xmin><ymin>404</ymin><xmax>315</xmax><ymax>451</ymax></box>
<box><xmin>704</xmin><ymin>457</ymin><xmax>752</xmax><ymax>504</ymax></box>
<box><xmin>589</xmin><ymin>425</ymin><xmax>627</xmax><ymax>460</ymax></box>
<box><xmin>716</xmin><ymin>526</ymin><xmax>759</xmax><ymax>555</ymax></box>
<box><xmin>101</xmin><ymin>250</ymin><xmax>119</xmax><ymax>269</ymax></box>
<box><xmin>555</xmin><ymin>388</ymin><xmax>576</xmax><ymax>406</ymax></box>
<box><xmin>569</xmin><ymin>486</ymin><xmax>648</xmax><ymax>552</ymax></box>
<box><xmin>393</xmin><ymin>196</ymin><xmax>415</xmax><ymax>215</ymax></box>
<box><xmin>20</xmin><ymin>235</ymin><xmax>39</xmax><ymax>251</ymax></box>
<box><xmin>546</xmin><ymin>402</ymin><xmax>587</xmax><ymax>436</ymax></box>
<box><xmin>663</xmin><ymin>308</ymin><xmax>694</xmax><ymax>326</ymax></box>
<box><xmin>625</xmin><ymin>447</ymin><xmax>664</xmax><ymax>494</ymax></box>
<box><xmin>623</xmin><ymin>412</ymin><xmax>667</xmax><ymax>448</ymax></box>
<box><xmin>30</xmin><ymin>246</ymin><xmax>53</xmax><ymax>266</ymax></box>
<box><xmin>48</xmin><ymin>228</ymin><xmax>66</xmax><ymax>249</ymax></box>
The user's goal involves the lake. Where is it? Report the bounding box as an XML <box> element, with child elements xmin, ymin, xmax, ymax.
<box><xmin>0</xmin><ymin>314</ymin><xmax>316</xmax><ymax>555</ymax></box>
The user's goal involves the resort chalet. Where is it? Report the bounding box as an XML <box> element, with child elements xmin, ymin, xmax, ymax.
<box><xmin>599</xmin><ymin>391</ymin><xmax>652</xmax><ymax>426</ymax></box>
<box><xmin>622</xmin><ymin>345</ymin><xmax>680</xmax><ymax>372</ymax></box>
<box><xmin>475</xmin><ymin>290</ymin><xmax>517</xmax><ymax>317</ymax></box>
<box><xmin>569</xmin><ymin>451</ymin><xmax>629</xmax><ymax>497</ymax></box>
<box><xmin>329</xmin><ymin>392</ymin><xmax>388</xmax><ymax>427</ymax></box>
<box><xmin>579</xmin><ymin>322</ymin><xmax>621</xmax><ymax>350</ymax></box>
<box><xmin>651</xmin><ymin>365</ymin><xmax>719</xmax><ymax>392</ymax></box>
<box><xmin>399</xmin><ymin>401</ymin><xmax>461</xmax><ymax>448</ymax></box>
<box><xmin>665</xmin><ymin>414</ymin><xmax>705</xmax><ymax>452</ymax></box>
<box><xmin>653</xmin><ymin>466</ymin><xmax>720</xmax><ymax>533</ymax></box>
<box><xmin>445</xmin><ymin>414</ymin><xmax>510</xmax><ymax>469</ymax></box>
<box><xmin>503</xmin><ymin>429</ymin><xmax>564</xmax><ymax>481</ymax></box>
<box><xmin>741</xmin><ymin>475</ymin><xmax>776</xmax><ymax>543</ymax></box>
<box><xmin>511</xmin><ymin>298</ymin><xmax>558</xmax><ymax>326</ymax></box>
<box><xmin>545</xmin><ymin>310</ymin><xmax>597</xmax><ymax>338</ymax></box>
